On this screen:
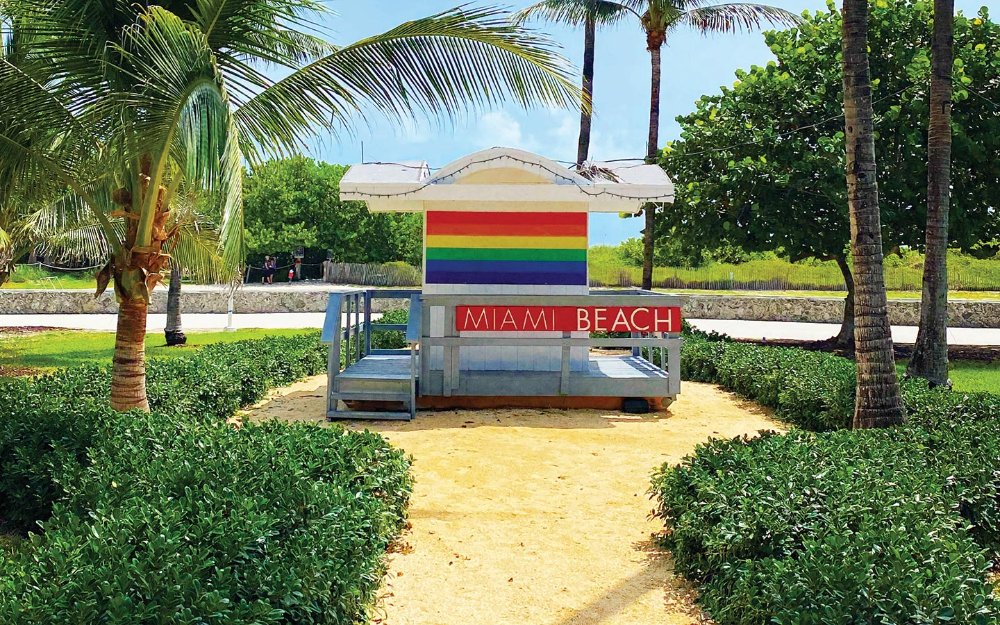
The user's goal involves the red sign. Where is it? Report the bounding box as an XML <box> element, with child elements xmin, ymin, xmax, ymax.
<box><xmin>455</xmin><ymin>305</ymin><xmax>682</xmax><ymax>333</ymax></box>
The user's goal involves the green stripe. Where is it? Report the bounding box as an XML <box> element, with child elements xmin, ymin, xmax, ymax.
<box><xmin>426</xmin><ymin>247</ymin><xmax>587</xmax><ymax>262</ymax></box>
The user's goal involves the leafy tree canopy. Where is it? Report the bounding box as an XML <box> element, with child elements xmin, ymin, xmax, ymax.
<box><xmin>659</xmin><ymin>0</ymin><xmax>1000</xmax><ymax>264</ymax></box>
<box><xmin>243</xmin><ymin>157</ymin><xmax>421</xmax><ymax>265</ymax></box>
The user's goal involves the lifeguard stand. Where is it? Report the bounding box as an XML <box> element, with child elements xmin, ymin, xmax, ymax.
<box><xmin>322</xmin><ymin>148</ymin><xmax>682</xmax><ymax>420</ymax></box>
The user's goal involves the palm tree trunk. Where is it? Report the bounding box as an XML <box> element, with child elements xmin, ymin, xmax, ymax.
<box><xmin>907</xmin><ymin>0</ymin><xmax>953</xmax><ymax>387</ymax></box>
<box><xmin>642</xmin><ymin>37</ymin><xmax>664</xmax><ymax>291</ymax></box>
<box><xmin>576</xmin><ymin>15</ymin><xmax>596</xmax><ymax>166</ymax></box>
<box><xmin>111</xmin><ymin>280</ymin><xmax>150</xmax><ymax>412</ymax></box>
<box><xmin>164</xmin><ymin>262</ymin><xmax>187</xmax><ymax>346</ymax></box>
<box><xmin>0</xmin><ymin>257</ymin><xmax>11</xmax><ymax>287</ymax></box>
<box><xmin>834</xmin><ymin>254</ymin><xmax>855</xmax><ymax>349</ymax></box>
<box><xmin>842</xmin><ymin>0</ymin><xmax>904</xmax><ymax>429</ymax></box>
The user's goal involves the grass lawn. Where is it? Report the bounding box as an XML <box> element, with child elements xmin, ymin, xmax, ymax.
<box><xmin>896</xmin><ymin>359</ymin><xmax>999</xmax><ymax>394</ymax></box>
<box><xmin>2</xmin><ymin>265</ymin><xmax>97</xmax><ymax>290</ymax></box>
<box><xmin>0</xmin><ymin>328</ymin><xmax>314</xmax><ymax>372</ymax></box>
<box><xmin>948</xmin><ymin>361</ymin><xmax>1000</xmax><ymax>394</ymax></box>
<box><xmin>655</xmin><ymin>288</ymin><xmax>1000</xmax><ymax>301</ymax></box>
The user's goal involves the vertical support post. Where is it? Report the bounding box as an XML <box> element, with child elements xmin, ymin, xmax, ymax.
<box><xmin>559</xmin><ymin>331</ymin><xmax>571</xmax><ymax>395</ymax></box>
<box><xmin>667</xmin><ymin>338</ymin><xmax>681</xmax><ymax>396</ymax></box>
<box><xmin>409</xmin><ymin>343</ymin><xmax>417</xmax><ymax>420</ymax></box>
<box><xmin>364</xmin><ymin>290</ymin><xmax>373</xmax><ymax>357</ymax></box>
<box><xmin>225</xmin><ymin>291</ymin><xmax>235</xmax><ymax>332</ymax></box>
<box><xmin>420</xmin><ymin>299</ymin><xmax>431</xmax><ymax>396</ymax></box>
<box><xmin>344</xmin><ymin>293</ymin><xmax>352</xmax><ymax>368</ymax></box>
<box><xmin>323</xmin><ymin>294</ymin><xmax>344</xmax><ymax>416</ymax></box>
<box><xmin>631</xmin><ymin>331</ymin><xmax>640</xmax><ymax>358</ymax></box>
<box><xmin>355</xmin><ymin>293</ymin><xmax>362</xmax><ymax>363</ymax></box>
<box><xmin>443</xmin><ymin>305</ymin><xmax>456</xmax><ymax>396</ymax></box>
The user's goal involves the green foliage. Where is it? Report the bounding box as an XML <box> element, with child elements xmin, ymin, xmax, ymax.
<box><xmin>660</xmin><ymin>0</ymin><xmax>1000</xmax><ymax>264</ymax></box>
<box><xmin>243</xmin><ymin>157</ymin><xmax>422</xmax><ymax>266</ymax></box>
<box><xmin>371</xmin><ymin>308</ymin><xmax>411</xmax><ymax>350</ymax></box>
<box><xmin>652</xmin><ymin>331</ymin><xmax>1000</xmax><ymax>624</ymax></box>
<box><xmin>0</xmin><ymin>334</ymin><xmax>328</xmax><ymax>531</ymax></box>
<box><xmin>0</xmin><ymin>328</ymin><xmax>315</xmax><ymax>371</ymax></box>
<box><xmin>652</xmin><ymin>424</ymin><xmax>1000</xmax><ymax>625</ymax></box>
<box><xmin>589</xmin><ymin>246</ymin><xmax>1000</xmax><ymax>291</ymax></box>
<box><xmin>0</xmin><ymin>334</ymin><xmax>412</xmax><ymax>624</ymax></box>
<box><xmin>1</xmin><ymin>264</ymin><xmax>97</xmax><ymax>289</ymax></box>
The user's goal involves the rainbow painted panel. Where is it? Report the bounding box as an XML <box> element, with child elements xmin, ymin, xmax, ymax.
<box><xmin>425</xmin><ymin>211</ymin><xmax>587</xmax><ymax>286</ymax></box>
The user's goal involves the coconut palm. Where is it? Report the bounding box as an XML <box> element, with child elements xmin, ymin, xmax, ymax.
<box><xmin>840</xmin><ymin>0</ymin><xmax>904</xmax><ymax>428</ymax></box>
<box><xmin>520</xmin><ymin>1</ymin><xmax>799</xmax><ymax>288</ymax></box>
<box><xmin>0</xmin><ymin>1</ymin><xmax>580</xmax><ymax>411</ymax></box>
<box><xmin>632</xmin><ymin>0</ymin><xmax>800</xmax><ymax>288</ymax></box>
<box><xmin>517</xmin><ymin>1</ymin><xmax>630</xmax><ymax>164</ymax></box>
<box><xmin>907</xmin><ymin>0</ymin><xmax>954</xmax><ymax>387</ymax></box>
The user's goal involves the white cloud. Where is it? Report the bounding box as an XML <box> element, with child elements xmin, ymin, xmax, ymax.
<box><xmin>473</xmin><ymin>110</ymin><xmax>538</xmax><ymax>151</ymax></box>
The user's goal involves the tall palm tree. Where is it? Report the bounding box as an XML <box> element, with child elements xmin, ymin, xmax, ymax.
<box><xmin>0</xmin><ymin>1</ymin><xmax>580</xmax><ymax>411</ymax></box>
<box><xmin>516</xmin><ymin>1</ymin><xmax>630</xmax><ymax>165</ymax></box>
<box><xmin>636</xmin><ymin>0</ymin><xmax>800</xmax><ymax>289</ymax></box>
<box><xmin>534</xmin><ymin>1</ymin><xmax>798</xmax><ymax>289</ymax></box>
<box><xmin>907</xmin><ymin>0</ymin><xmax>954</xmax><ymax>387</ymax></box>
<box><xmin>840</xmin><ymin>0</ymin><xmax>904</xmax><ymax>428</ymax></box>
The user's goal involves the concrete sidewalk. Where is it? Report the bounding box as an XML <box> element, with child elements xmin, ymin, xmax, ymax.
<box><xmin>2</xmin><ymin>313</ymin><xmax>999</xmax><ymax>346</ymax></box>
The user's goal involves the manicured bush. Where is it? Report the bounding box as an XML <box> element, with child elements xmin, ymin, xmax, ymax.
<box><xmin>0</xmin><ymin>333</ymin><xmax>411</xmax><ymax>624</ymax></box>
<box><xmin>655</xmin><ymin>332</ymin><xmax>1000</xmax><ymax>625</ymax></box>
<box><xmin>0</xmin><ymin>334</ymin><xmax>329</xmax><ymax>532</ymax></box>
<box><xmin>653</xmin><ymin>423</ymin><xmax>1000</xmax><ymax>624</ymax></box>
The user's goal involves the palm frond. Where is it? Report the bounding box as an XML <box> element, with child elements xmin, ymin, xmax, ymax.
<box><xmin>677</xmin><ymin>3</ymin><xmax>801</xmax><ymax>34</ymax></box>
<box><xmin>235</xmin><ymin>6</ymin><xmax>582</xmax><ymax>161</ymax></box>
<box><xmin>216</xmin><ymin>113</ymin><xmax>245</xmax><ymax>275</ymax></box>
<box><xmin>115</xmin><ymin>6</ymin><xmax>245</xmax><ymax>251</ymax></box>
<box><xmin>171</xmin><ymin>221</ymin><xmax>226</xmax><ymax>283</ymax></box>
<box><xmin>0</xmin><ymin>58</ymin><xmax>100</xmax><ymax>207</ymax></box>
<box><xmin>167</xmin><ymin>193</ymin><xmax>229</xmax><ymax>282</ymax></box>
<box><xmin>25</xmin><ymin>191</ymin><xmax>120</xmax><ymax>264</ymax></box>
<box><xmin>187</xmin><ymin>0</ymin><xmax>332</xmax><ymax>65</ymax></box>
<box><xmin>514</xmin><ymin>0</ymin><xmax>634</xmax><ymax>27</ymax></box>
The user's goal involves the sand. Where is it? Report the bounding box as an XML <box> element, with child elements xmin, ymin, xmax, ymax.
<box><xmin>243</xmin><ymin>377</ymin><xmax>783</xmax><ymax>625</ymax></box>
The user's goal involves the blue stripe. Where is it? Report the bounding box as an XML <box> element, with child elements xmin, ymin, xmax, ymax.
<box><xmin>426</xmin><ymin>259</ymin><xmax>585</xmax><ymax>275</ymax></box>
<box><xmin>426</xmin><ymin>269</ymin><xmax>587</xmax><ymax>286</ymax></box>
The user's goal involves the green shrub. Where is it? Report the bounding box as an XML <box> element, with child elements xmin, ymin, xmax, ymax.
<box><xmin>0</xmin><ymin>334</ymin><xmax>329</xmax><ymax>533</ymax></box>
<box><xmin>653</xmin><ymin>424</ymin><xmax>1000</xmax><ymax>625</ymax></box>
<box><xmin>656</xmin><ymin>332</ymin><xmax>1000</xmax><ymax>624</ymax></box>
<box><xmin>371</xmin><ymin>308</ymin><xmax>410</xmax><ymax>350</ymax></box>
<box><xmin>0</xmin><ymin>333</ymin><xmax>411</xmax><ymax>624</ymax></box>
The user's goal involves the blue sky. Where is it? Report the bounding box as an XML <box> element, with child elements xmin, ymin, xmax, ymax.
<box><xmin>311</xmin><ymin>0</ymin><xmax>995</xmax><ymax>244</ymax></box>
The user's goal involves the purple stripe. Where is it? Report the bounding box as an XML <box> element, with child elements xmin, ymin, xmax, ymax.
<box><xmin>426</xmin><ymin>259</ymin><xmax>585</xmax><ymax>275</ymax></box>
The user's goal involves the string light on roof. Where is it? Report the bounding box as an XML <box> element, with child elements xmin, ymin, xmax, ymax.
<box><xmin>352</xmin><ymin>153</ymin><xmax>672</xmax><ymax>202</ymax></box>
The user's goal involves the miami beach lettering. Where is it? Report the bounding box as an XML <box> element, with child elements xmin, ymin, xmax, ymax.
<box><xmin>455</xmin><ymin>305</ymin><xmax>682</xmax><ymax>333</ymax></box>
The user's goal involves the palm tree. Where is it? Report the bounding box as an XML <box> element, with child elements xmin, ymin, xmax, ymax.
<box><xmin>516</xmin><ymin>1</ymin><xmax>630</xmax><ymax>164</ymax></box>
<box><xmin>526</xmin><ymin>1</ymin><xmax>798</xmax><ymax>289</ymax></box>
<box><xmin>0</xmin><ymin>1</ymin><xmax>580</xmax><ymax>411</ymax></box>
<box><xmin>906</xmin><ymin>0</ymin><xmax>954</xmax><ymax>387</ymax></box>
<box><xmin>840</xmin><ymin>0</ymin><xmax>904</xmax><ymax>428</ymax></box>
<box><xmin>164</xmin><ymin>263</ymin><xmax>186</xmax><ymax>346</ymax></box>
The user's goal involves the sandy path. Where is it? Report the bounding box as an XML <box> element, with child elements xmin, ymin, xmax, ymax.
<box><xmin>244</xmin><ymin>378</ymin><xmax>782</xmax><ymax>625</ymax></box>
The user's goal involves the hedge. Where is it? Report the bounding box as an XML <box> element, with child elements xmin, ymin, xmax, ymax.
<box><xmin>650</xmin><ymin>330</ymin><xmax>1000</xmax><ymax>624</ymax></box>
<box><xmin>0</xmin><ymin>333</ymin><xmax>412</xmax><ymax>624</ymax></box>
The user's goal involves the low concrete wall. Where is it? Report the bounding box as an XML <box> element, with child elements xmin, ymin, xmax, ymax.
<box><xmin>682</xmin><ymin>294</ymin><xmax>998</xmax><ymax>328</ymax></box>
<box><xmin>1</xmin><ymin>287</ymin><xmax>997</xmax><ymax>328</ymax></box>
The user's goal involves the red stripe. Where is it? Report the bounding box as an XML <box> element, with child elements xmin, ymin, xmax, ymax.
<box><xmin>426</xmin><ymin>211</ymin><xmax>588</xmax><ymax>236</ymax></box>
<box><xmin>427</xmin><ymin>211</ymin><xmax>587</xmax><ymax>226</ymax></box>
<box><xmin>426</xmin><ymin>222</ymin><xmax>587</xmax><ymax>237</ymax></box>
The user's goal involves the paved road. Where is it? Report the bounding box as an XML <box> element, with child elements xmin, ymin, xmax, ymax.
<box><xmin>2</xmin><ymin>313</ymin><xmax>999</xmax><ymax>345</ymax></box>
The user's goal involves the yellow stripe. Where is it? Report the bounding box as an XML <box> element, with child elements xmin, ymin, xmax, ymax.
<box><xmin>426</xmin><ymin>235</ymin><xmax>587</xmax><ymax>250</ymax></box>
